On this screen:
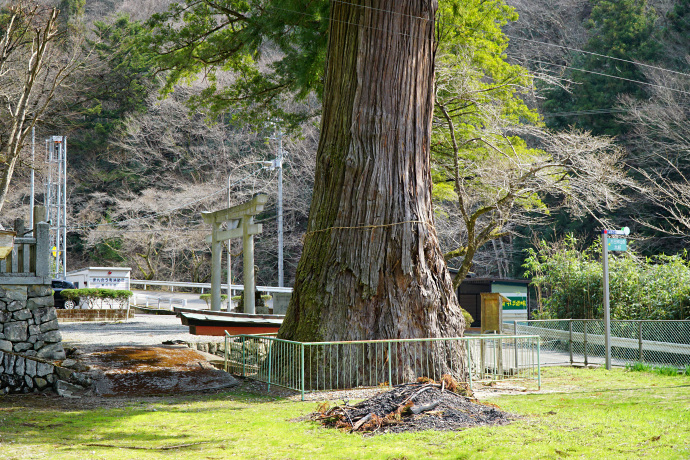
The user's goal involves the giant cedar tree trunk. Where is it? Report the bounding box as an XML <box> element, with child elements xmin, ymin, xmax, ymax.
<box><xmin>278</xmin><ymin>0</ymin><xmax>466</xmax><ymax>382</ymax></box>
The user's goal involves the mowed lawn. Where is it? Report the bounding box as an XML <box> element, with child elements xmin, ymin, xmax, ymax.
<box><xmin>0</xmin><ymin>367</ymin><xmax>688</xmax><ymax>460</ymax></box>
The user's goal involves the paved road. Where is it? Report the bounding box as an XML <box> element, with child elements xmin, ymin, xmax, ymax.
<box><xmin>130</xmin><ymin>289</ymin><xmax>209</xmax><ymax>309</ymax></box>
<box><xmin>59</xmin><ymin>314</ymin><xmax>224</xmax><ymax>348</ymax></box>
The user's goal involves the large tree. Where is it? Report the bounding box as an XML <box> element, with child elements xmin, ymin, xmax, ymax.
<box><xmin>278</xmin><ymin>1</ymin><xmax>465</xmax><ymax>345</ymax></box>
<box><xmin>145</xmin><ymin>0</ymin><xmax>465</xmax><ymax>347</ymax></box>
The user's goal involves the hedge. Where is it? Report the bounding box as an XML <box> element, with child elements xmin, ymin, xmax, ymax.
<box><xmin>60</xmin><ymin>288</ymin><xmax>133</xmax><ymax>309</ymax></box>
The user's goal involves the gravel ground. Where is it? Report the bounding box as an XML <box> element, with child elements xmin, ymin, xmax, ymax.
<box><xmin>59</xmin><ymin>313</ymin><xmax>225</xmax><ymax>349</ymax></box>
<box><xmin>57</xmin><ymin>314</ymin><xmax>533</xmax><ymax>402</ymax></box>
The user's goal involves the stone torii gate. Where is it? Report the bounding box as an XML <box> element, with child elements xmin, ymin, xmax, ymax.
<box><xmin>202</xmin><ymin>194</ymin><xmax>268</xmax><ymax>313</ymax></box>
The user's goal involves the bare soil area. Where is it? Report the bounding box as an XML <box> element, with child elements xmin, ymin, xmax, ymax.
<box><xmin>78</xmin><ymin>345</ymin><xmax>238</xmax><ymax>396</ymax></box>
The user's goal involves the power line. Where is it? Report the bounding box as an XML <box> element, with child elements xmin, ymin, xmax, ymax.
<box><xmin>327</xmin><ymin>0</ymin><xmax>690</xmax><ymax>83</ymax></box>
<box><xmin>325</xmin><ymin>1</ymin><xmax>690</xmax><ymax>86</ymax></box>
<box><xmin>505</xmin><ymin>34</ymin><xmax>690</xmax><ymax>80</ymax></box>
<box><xmin>330</xmin><ymin>0</ymin><xmax>431</xmax><ymax>23</ymax></box>
<box><xmin>524</xmin><ymin>58</ymin><xmax>690</xmax><ymax>97</ymax></box>
<box><xmin>263</xmin><ymin>2</ymin><xmax>690</xmax><ymax>100</ymax></box>
<box><xmin>542</xmin><ymin>108</ymin><xmax>628</xmax><ymax>118</ymax></box>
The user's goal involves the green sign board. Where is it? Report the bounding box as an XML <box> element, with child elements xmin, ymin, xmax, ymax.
<box><xmin>502</xmin><ymin>295</ymin><xmax>527</xmax><ymax>310</ymax></box>
<box><xmin>607</xmin><ymin>238</ymin><xmax>627</xmax><ymax>252</ymax></box>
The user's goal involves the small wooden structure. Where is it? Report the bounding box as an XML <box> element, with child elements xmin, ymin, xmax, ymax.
<box><xmin>202</xmin><ymin>194</ymin><xmax>268</xmax><ymax>313</ymax></box>
<box><xmin>480</xmin><ymin>292</ymin><xmax>510</xmax><ymax>334</ymax></box>
<box><xmin>455</xmin><ymin>277</ymin><xmax>531</xmax><ymax>328</ymax></box>
<box><xmin>0</xmin><ymin>207</ymin><xmax>51</xmax><ymax>283</ymax></box>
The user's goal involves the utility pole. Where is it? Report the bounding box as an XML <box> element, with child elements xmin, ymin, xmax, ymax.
<box><xmin>276</xmin><ymin>130</ymin><xmax>284</xmax><ymax>287</ymax></box>
<box><xmin>227</xmin><ymin>176</ymin><xmax>232</xmax><ymax>309</ymax></box>
<box><xmin>268</xmin><ymin>126</ymin><xmax>285</xmax><ymax>287</ymax></box>
<box><xmin>62</xmin><ymin>137</ymin><xmax>67</xmax><ymax>278</ymax></box>
<box><xmin>602</xmin><ymin>230</ymin><xmax>611</xmax><ymax>370</ymax></box>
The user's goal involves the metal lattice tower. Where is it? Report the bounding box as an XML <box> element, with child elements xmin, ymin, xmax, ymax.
<box><xmin>45</xmin><ymin>136</ymin><xmax>67</xmax><ymax>279</ymax></box>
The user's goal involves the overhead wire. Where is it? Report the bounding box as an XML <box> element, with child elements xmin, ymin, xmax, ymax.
<box><xmin>264</xmin><ymin>1</ymin><xmax>690</xmax><ymax>97</ymax></box>
<box><xmin>505</xmin><ymin>33</ymin><xmax>690</xmax><ymax>80</ymax></box>
<box><xmin>523</xmin><ymin>58</ymin><xmax>690</xmax><ymax>97</ymax></box>
<box><xmin>79</xmin><ymin>1</ymin><xmax>690</xmax><ymax>233</ymax></box>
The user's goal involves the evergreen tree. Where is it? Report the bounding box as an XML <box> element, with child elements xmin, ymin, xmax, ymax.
<box><xmin>66</xmin><ymin>15</ymin><xmax>158</xmax><ymax>191</ymax></box>
<box><xmin>543</xmin><ymin>0</ymin><xmax>662</xmax><ymax>135</ymax></box>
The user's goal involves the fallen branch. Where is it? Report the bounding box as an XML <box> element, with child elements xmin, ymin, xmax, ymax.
<box><xmin>351</xmin><ymin>413</ymin><xmax>373</xmax><ymax>431</ymax></box>
<box><xmin>401</xmin><ymin>384</ymin><xmax>437</xmax><ymax>405</ymax></box>
<box><xmin>410</xmin><ymin>400</ymin><xmax>440</xmax><ymax>415</ymax></box>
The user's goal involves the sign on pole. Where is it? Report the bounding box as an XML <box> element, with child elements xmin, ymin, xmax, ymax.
<box><xmin>607</xmin><ymin>238</ymin><xmax>627</xmax><ymax>252</ymax></box>
<box><xmin>601</xmin><ymin>227</ymin><xmax>631</xmax><ymax>370</ymax></box>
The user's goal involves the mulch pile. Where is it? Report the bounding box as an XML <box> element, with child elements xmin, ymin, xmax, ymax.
<box><xmin>312</xmin><ymin>376</ymin><xmax>514</xmax><ymax>434</ymax></box>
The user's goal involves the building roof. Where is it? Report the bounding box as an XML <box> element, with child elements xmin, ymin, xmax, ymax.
<box><xmin>457</xmin><ymin>277</ymin><xmax>531</xmax><ymax>286</ymax></box>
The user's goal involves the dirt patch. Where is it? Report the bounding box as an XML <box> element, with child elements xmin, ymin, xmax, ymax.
<box><xmin>311</xmin><ymin>382</ymin><xmax>514</xmax><ymax>434</ymax></box>
<box><xmin>81</xmin><ymin>346</ymin><xmax>238</xmax><ymax>396</ymax></box>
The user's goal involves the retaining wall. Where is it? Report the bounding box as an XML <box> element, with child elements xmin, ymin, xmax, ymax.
<box><xmin>57</xmin><ymin>309</ymin><xmax>133</xmax><ymax>322</ymax></box>
<box><xmin>0</xmin><ymin>284</ymin><xmax>66</xmax><ymax>360</ymax></box>
<box><xmin>0</xmin><ymin>348</ymin><xmax>85</xmax><ymax>394</ymax></box>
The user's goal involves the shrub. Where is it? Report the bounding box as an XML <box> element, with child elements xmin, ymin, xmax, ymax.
<box><xmin>61</xmin><ymin>288</ymin><xmax>133</xmax><ymax>309</ymax></box>
<box><xmin>523</xmin><ymin>235</ymin><xmax>690</xmax><ymax>320</ymax></box>
<box><xmin>199</xmin><ymin>293</ymin><xmax>228</xmax><ymax>308</ymax></box>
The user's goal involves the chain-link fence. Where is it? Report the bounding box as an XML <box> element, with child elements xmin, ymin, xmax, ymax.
<box><xmin>513</xmin><ymin>320</ymin><xmax>690</xmax><ymax>369</ymax></box>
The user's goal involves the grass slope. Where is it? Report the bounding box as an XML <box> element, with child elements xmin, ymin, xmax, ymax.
<box><xmin>0</xmin><ymin>367</ymin><xmax>688</xmax><ymax>459</ymax></box>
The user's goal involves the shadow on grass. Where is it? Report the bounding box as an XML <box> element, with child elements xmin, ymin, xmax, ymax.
<box><xmin>0</xmin><ymin>383</ymin><xmax>300</xmax><ymax>454</ymax></box>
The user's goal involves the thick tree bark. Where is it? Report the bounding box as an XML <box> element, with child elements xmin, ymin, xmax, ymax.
<box><xmin>279</xmin><ymin>0</ymin><xmax>465</xmax><ymax>381</ymax></box>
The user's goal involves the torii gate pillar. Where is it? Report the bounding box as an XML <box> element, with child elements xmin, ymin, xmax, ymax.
<box><xmin>203</xmin><ymin>194</ymin><xmax>268</xmax><ymax>313</ymax></box>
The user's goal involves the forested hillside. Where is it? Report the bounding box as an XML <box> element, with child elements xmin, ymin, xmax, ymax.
<box><xmin>1</xmin><ymin>0</ymin><xmax>689</xmax><ymax>286</ymax></box>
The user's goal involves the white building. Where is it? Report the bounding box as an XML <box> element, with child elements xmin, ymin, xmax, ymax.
<box><xmin>66</xmin><ymin>267</ymin><xmax>132</xmax><ymax>290</ymax></box>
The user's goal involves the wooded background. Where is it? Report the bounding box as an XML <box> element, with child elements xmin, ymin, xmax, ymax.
<box><xmin>2</xmin><ymin>0</ymin><xmax>689</xmax><ymax>291</ymax></box>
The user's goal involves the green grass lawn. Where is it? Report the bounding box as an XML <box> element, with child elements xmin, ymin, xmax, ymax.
<box><xmin>0</xmin><ymin>367</ymin><xmax>688</xmax><ymax>460</ymax></box>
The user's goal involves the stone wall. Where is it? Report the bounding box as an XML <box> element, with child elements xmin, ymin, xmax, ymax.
<box><xmin>0</xmin><ymin>349</ymin><xmax>88</xmax><ymax>395</ymax></box>
<box><xmin>0</xmin><ymin>284</ymin><xmax>66</xmax><ymax>361</ymax></box>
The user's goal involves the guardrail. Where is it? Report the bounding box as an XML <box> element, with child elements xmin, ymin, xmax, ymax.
<box><xmin>224</xmin><ymin>334</ymin><xmax>541</xmax><ymax>400</ymax></box>
<box><xmin>513</xmin><ymin>320</ymin><xmax>690</xmax><ymax>369</ymax></box>
<box><xmin>130</xmin><ymin>279</ymin><xmax>293</xmax><ymax>295</ymax></box>
<box><xmin>131</xmin><ymin>294</ymin><xmax>187</xmax><ymax>310</ymax></box>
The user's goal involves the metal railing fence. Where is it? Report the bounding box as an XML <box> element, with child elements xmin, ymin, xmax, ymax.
<box><xmin>130</xmin><ymin>279</ymin><xmax>292</xmax><ymax>296</ymax></box>
<box><xmin>514</xmin><ymin>320</ymin><xmax>690</xmax><ymax>369</ymax></box>
<box><xmin>131</xmin><ymin>294</ymin><xmax>188</xmax><ymax>310</ymax></box>
<box><xmin>224</xmin><ymin>334</ymin><xmax>541</xmax><ymax>400</ymax></box>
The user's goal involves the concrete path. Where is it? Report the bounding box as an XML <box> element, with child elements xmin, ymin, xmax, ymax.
<box><xmin>59</xmin><ymin>314</ymin><xmax>224</xmax><ymax>348</ymax></box>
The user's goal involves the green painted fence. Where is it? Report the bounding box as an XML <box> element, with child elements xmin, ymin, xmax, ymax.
<box><xmin>224</xmin><ymin>334</ymin><xmax>541</xmax><ymax>400</ymax></box>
